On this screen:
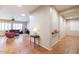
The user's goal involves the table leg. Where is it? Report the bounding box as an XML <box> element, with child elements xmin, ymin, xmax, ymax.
<box><xmin>30</xmin><ymin>37</ymin><xmax>31</xmax><ymax>44</ymax></box>
<box><xmin>38</xmin><ymin>38</ymin><xmax>40</xmax><ymax>46</ymax></box>
<box><xmin>34</xmin><ymin>38</ymin><xmax>36</xmax><ymax>44</ymax></box>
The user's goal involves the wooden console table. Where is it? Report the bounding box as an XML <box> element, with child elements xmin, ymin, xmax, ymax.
<box><xmin>30</xmin><ymin>35</ymin><xmax>40</xmax><ymax>45</ymax></box>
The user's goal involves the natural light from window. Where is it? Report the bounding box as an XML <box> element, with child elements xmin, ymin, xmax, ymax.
<box><xmin>0</xmin><ymin>21</ymin><xmax>23</xmax><ymax>31</ymax></box>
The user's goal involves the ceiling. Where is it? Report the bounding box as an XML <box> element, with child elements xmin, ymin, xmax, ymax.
<box><xmin>0</xmin><ymin>5</ymin><xmax>39</xmax><ymax>22</ymax></box>
<box><xmin>54</xmin><ymin>5</ymin><xmax>79</xmax><ymax>20</ymax></box>
<box><xmin>0</xmin><ymin>5</ymin><xmax>79</xmax><ymax>21</ymax></box>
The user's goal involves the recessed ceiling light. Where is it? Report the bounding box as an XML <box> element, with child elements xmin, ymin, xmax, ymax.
<box><xmin>21</xmin><ymin>14</ymin><xmax>26</xmax><ymax>16</ymax></box>
<box><xmin>17</xmin><ymin>5</ymin><xmax>22</xmax><ymax>7</ymax></box>
<box><xmin>50</xmin><ymin>8</ymin><xmax>52</xmax><ymax>12</ymax></box>
<box><xmin>69</xmin><ymin>17</ymin><xmax>73</xmax><ymax>19</ymax></box>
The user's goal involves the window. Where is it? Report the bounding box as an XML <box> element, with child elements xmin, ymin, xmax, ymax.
<box><xmin>5</xmin><ymin>23</ymin><xmax>11</xmax><ymax>30</ymax></box>
<box><xmin>0</xmin><ymin>21</ymin><xmax>23</xmax><ymax>31</ymax></box>
<box><xmin>2</xmin><ymin>23</ymin><xmax>5</xmax><ymax>31</ymax></box>
<box><xmin>70</xmin><ymin>21</ymin><xmax>79</xmax><ymax>31</ymax></box>
<box><xmin>0</xmin><ymin>22</ymin><xmax>11</xmax><ymax>31</ymax></box>
<box><xmin>13</xmin><ymin>23</ymin><xmax>22</xmax><ymax>30</ymax></box>
<box><xmin>0</xmin><ymin>23</ymin><xmax>2</xmax><ymax>31</ymax></box>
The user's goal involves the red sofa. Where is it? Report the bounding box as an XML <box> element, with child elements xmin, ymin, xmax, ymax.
<box><xmin>5</xmin><ymin>32</ymin><xmax>15</xmax><ymax>38</ymax></box>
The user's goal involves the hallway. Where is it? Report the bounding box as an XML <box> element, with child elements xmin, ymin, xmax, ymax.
<box><xmin>51</xmin><ymin>36</ymin><xmax>79</xmax><ymax>54</ymax></box>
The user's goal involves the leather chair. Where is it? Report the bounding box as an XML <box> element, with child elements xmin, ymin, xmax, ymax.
<box><xmin>5</xmin><ymin>32</ymin><xmax>15</xmax><ymax>38</ymax></box>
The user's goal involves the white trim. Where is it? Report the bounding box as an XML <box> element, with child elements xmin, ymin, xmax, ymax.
<box><xmin>50</xmin><ymin>36</ymin><xmax>65</xmax><ymax>50</ymax></box>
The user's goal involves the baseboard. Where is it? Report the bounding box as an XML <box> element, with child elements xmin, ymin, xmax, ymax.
<box><xmin>67</xmin><ymin>35</ymin><xmax>79</xmax><ymax>37</ymax></box>
<box><xmin>50</xmin><ymin>35</ymin><xmax>66</xmax><ymax>50</ymax></box>
<box><xmin>30</xmin><ymin>39</ymin><xmax>51</xmax><ymax>51</ymax></box>
<box><xmin>39</xmin><ymin>44</ymin><xmax>51</xmax><ymax>51</ymax></box>
<box><xmin>30</xmin><ymin>36</ymin><xmax>67</xmax><ymax>51</ymax></box>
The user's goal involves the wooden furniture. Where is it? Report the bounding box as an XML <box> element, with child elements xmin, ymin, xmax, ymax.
<box><xmin>5</xmin><ymin>32</ymin><xmax>15</xmax><ymax>44</ymax></box>
<box><xmin>9</xmin><ymin>30</ymin><xmax>20</xmax><ymax>36</ymax></box>
<box><xmin>30</xmin><ymin>35</ymin><xmax>40</xmax><ymax>45</ymax></box>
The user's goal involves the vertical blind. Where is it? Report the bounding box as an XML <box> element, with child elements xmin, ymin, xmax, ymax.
<box><xmin>0</xmin><ymin>21</ymin><xmax>23</xmax><ymax>31</ymax></box>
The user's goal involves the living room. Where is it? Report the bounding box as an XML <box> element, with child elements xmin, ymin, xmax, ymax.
<box><xmin>0</xmin><ymin>5</ymin><xmax>79</xmax><ymax>54</ymax></box>
<box><xmin>0</xmin><ymin>5</ymin><xmax>30</xmax><ymax>36</ymax></box>
<box><xmin>0</xmin><ymin>5</ymin><xmax>34</xmax><ymax>53</ymax></box>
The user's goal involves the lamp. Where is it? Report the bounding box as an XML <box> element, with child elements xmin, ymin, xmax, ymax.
<box><xmin>33</xmin><ymin>28</ymin><xmax>39</xmax><ymax>35</ymax></box>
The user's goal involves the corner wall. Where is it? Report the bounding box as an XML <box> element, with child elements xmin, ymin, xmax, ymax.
<box><xmin>50</xmin><ymin>7</ymin><xmax>66</xmax><ymax>48</ymax></box>
<box><xmin>59</xmin><ymin>16</ymin><xmax>66</xmax><ymax>39</ymax></box>
<box><xmin>28</xmin><ymin>6</ymin><xmax>52</xmax><ymax>50</ymax></box>
<box><xmin>50</xmin><ymin>7</ymin><xmax>59</xmax><ymax>47</ymax></box>
<box><xmin>28</xmin><ymin>6</ymin><xmax>67</xmax><ymax>50</ymax></box>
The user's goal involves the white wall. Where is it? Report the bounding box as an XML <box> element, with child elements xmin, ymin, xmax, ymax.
<box><xmin>28</xmin><ymin>6</ymin><xmax>67</xmax><ymax>50</ymax></box>
<box><xmin>66</xmin><ymin>19</ymin><xmax>79</xmax><ymax>36</ymax></box>
<box><xmin>28</xmin><ymin>6</ymin><xmax>79</xmax><ymax>51</ymax></box>
<box><xmin>59</xmin><ymin>16</ymin><xmax>66</xmax><ymax>39</ymax></box>
<box><xmin>28</xmin><ymin>6</ymin><xmax>52</xmax><ymax>50</ymax></box>
<box><xmin>50</xmin><ymin>7</ymin><xmax>59</xmax><ymax>47</ymax></box>
<box><xmin>49</xmin><ymin>7</ymin><xmax>66</xmax><ymax>48</ymax></box>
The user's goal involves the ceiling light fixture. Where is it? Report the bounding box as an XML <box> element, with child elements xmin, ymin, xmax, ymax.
<box><xmin>21</xmin><ymin>13</ymin><xmax>26</xmax><ymax>16</ymax></box>
<box><xmin>69</xmin><ymin>17</ymin><xmax>73</xmax><ymax>19</ymax></box>
<box><xmin>17</xmin><ymin>5</ymin><xmax>22</xmax><ymax>7</ymax></box>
